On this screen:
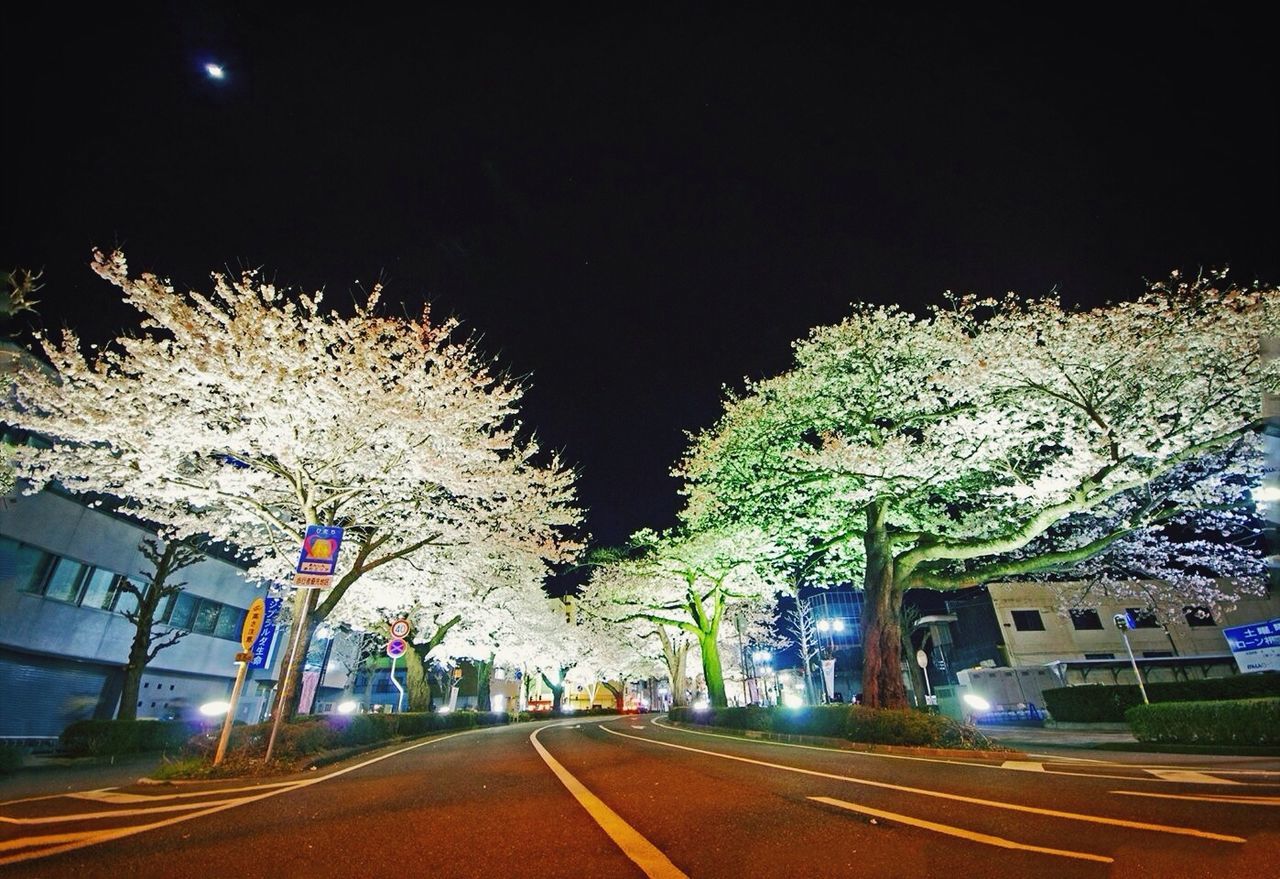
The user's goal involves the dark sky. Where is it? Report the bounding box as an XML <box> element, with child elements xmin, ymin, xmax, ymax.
<box><xmin>5</xmin><ymin>5</ymin><xmax>1277</xmax><ymax>547</ymax></box>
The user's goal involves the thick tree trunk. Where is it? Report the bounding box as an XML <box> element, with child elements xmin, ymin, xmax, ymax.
<box><xmin>671</xmin><ymin>641</ymin><xmax>689</xmax><ymax>707</ymax></box>
<box><xmin>541</xmin><ymin>671</ymin><xmax>565</xmax><ymax>712</ymax></box>
<box><xmin>402</xmin><ymin>640</ymin><xmax>432</xmax><ymax>712</ymax></box>
<box><xmin>603</xmin><ymin>682</ymin><xmax>624</xmax><ymax>711</ymax></box>
<box><xmin>476</xmin><ymin>654</ymin><xmax>494</xmax><ymax>711</ymax></box>
<box><xmin>278</xmin><ymin>589</ymin><xmax>320</xmax><ymax>720</ymax></box>
<box><xmin>699</xmin><ymin>631</ymin><xmax>727</xmax><ymax>707</ymax></box>
<box><xmin>860</xmin><ymin>503</ymin><xmax>908</xmax><ymax>708</ymax></box>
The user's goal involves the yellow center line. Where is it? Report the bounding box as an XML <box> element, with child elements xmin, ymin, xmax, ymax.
<box><xmin>809</xmin><ymin>796</ymin><xmax>1113</xmax><ymax>863</ymax></box>
<box><xmin>0</xmin><ymin>830</ymin><xmax>104</xmax><ymax>854</ymax></box>
<box><xmin>605</xmin><ymin>725</ymin><xmax>1243</xmax><ymax>843</ymax></box>
<box><xmin>530</xmin><ymin>722</ymin><xmax>687</xmax><ymax>879</ymax></box>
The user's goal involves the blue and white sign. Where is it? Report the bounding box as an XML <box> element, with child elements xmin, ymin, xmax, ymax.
<box><xmin>294</xmin><ymin>525</ymin><xmax>345</xmax><ymax>588</ymax></box>
<box><xmin>249</xmin><ymin>596</ymin><xmax>285</xmax><ymax>670</ymax></box>
<box><xmin>1222</xmin><ymin>618</ymin><xmax>1280</xmax><ymax>674</ymax></box>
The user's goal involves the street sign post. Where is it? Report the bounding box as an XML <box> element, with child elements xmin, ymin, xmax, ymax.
<box><xmin>293</xmin><ymin>525</ymin><xmax>345</xmax><ymax>588</ymax></box>
<box><xmin>386</xmin><ymin>639</ymin><xmax>407</xmax><ymax>712</ymax></box>
<box><xmin>916</xmin><ymin>649</ymin><xmax>934</xmax><ymax>707</ymax></box>
<box><xmin>214</xmin><ymin>600</ymin><xmax>268</xmax><ymax>765</ymax></box>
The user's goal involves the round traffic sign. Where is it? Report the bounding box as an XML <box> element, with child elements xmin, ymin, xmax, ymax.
<box><xmin>389</xmin><ymin>618</ymin><xmax>411</xmax><ymax>639</ymax></box>
<box><xmin>915</xmin><ymin>649</ymin><xmax>929</xmax><ymax>669</ymax></box>
<box><xmin>386</xmin><ymin>638</ymin><xmax>407</xmax><ymax>658</ymax></box>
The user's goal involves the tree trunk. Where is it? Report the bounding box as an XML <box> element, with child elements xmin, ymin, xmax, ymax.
<box><xmin>699</xmin><ymin>631</ymin><xmax>727</xmax><ymax>707</ymax></box>
<box><xmin>541</xmin><ymin>671</ymin><xmax>565</xmax><ymax>712</ymax></box>
<box><xmin>476</xmin><ymin>654</ymin><xmax>494</xmax><ymax>711</ymax></box>
<box><xmin>117</xmin><ymin>541</ymin><xmax>186</xmax><ymax>721</ymax></box>
<box><xmin>860</xmin><ymin>503</ymin><xmax>908</xmax><ymax>708</ymax></box>
<box><xmin>278</xmin><ymin>589</ymin><xmax>320</xmax><ymax>720</ymax></box>
<box><xmin>603</xmin><ymin>682</ymin><xmax>624</xmax><ymax>711</ymax></box>
<box><xmin>402</xmin><ymin>640</ymin><xmax>432</xmax><ymax>712</ymax></box>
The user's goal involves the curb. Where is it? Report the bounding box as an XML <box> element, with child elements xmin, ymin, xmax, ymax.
<box><xmin>662</xmin><ymin>720</ymin><xmax>1026</xmax><ymax>761</ymax></box>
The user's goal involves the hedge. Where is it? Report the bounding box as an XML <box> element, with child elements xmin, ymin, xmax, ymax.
<box><xmin>1042</xmin><ymin>674</ymin><xmax>1280</xmax><ymax>723</ymax></box>
<box><xmin>1125</xmin><ymin>698</ymin><xmax>1280</xmax><ymax>746</ymax></box>
<box><xmin>668</xmin><ymin>705</ymin><xmax>1001</xmax><ymax>751</ymax></box>
<box><xmin>185</xmin><ymin>710</ymin><xmax>510</xmax><ymax>762</ymax></box>
<box><xmin>61</xmin><ymin>720</ymin><xmax>201</xmax><ymax>756</ymax></box>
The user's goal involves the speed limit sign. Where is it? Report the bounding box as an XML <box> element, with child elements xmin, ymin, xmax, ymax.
<box><xmin>390</xmin><ymin>618</ymin><xmax>410</xmax><ymax>639</ymax></box>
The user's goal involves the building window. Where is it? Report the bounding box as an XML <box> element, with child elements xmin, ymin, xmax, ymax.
<box><xmin>79</xmin><ymin>567</ymin><xmax>118</xmax><ymax>610</ymax></box>
<box><xmin>1125</xmin><ymin>608</ymin><xmax>1159</xmax><ymax>629</ymax></box>
<box><xmin>1084</xmin><ymin>652</ymin><xmax>1115</xmax><ymax>660</ymax></box>
<box><xmin>41</xmin><ymin>558</ymin><xmax>88</xmax><ymax>603</ymax></box>
<box><xmin>1183</xmin><ymin>606</ymin><xmax>1216</xmax><ymax>627</ymax></box>
<box><xmin>2</xmin><ymin>538</ymin><xmax>53</xmax><ymax>593</ymax></box>
<box><xmin>1142</xmin><ymin>651</ymin><xmax>1174</xmax><ymax>658</ymax></box>
<box><xmin>106</xmin><ymin>576</ymin><xmax>144</xmax><ymax>616</ymax></box>
<box><xmin>192</xmin><ymin>598</ymin><xmax>222</xmax><ymax>635</ymax></box>
<box><xmin>1011</xmin><ymin>610</ymin><xmax>1045</xmax><ymax>631</ymax></box>
<box><xmin>1069</xmin><ymin>609</ymin><xmax>1104</xmax><ymax>630</ymax></box>
<box><xmin>166</xmin><ymin>592</ymin><xmax>198</xmax><ymax>629</ymax></box>
<box><xmin>214</xmin><ymin>606</ymin><xmax>244</xmax><ymax>640</ymax></box>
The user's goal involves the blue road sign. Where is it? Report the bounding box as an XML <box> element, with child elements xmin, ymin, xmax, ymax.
<box><xmin>294</xmin><ymin>525</ymin><xmax>345</xmax><ymax>588</ymax></box>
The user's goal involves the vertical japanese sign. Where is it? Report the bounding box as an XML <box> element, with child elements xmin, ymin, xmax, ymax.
<box><xmin>249</xmin><ymin>596</ymin><xmax>284</xmax><ymax>670</ymax></box>
<box><xmin>294</xmin><ymin>525</ymin><xmax>344</xmax><ymax>588</ymax></box>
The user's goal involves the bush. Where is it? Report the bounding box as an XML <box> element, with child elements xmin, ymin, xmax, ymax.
<box><xmin>1126</xmin><ymin>698</ymin><xmax>1280</xmax><ymax>745</ymax></box>
<box><xmin>668</xmin><ymin>704</ymin><xmax>1002</xmax><ymax>750</ymax></box>
<box><xmin>181</xmin><ymin>709</ymin><xmax>511</xmax><ymax>764</ymax></box>
<box><xmin>1043</xmin><ymin>674</ymin><xmax>1280</xmax><ymax>723</ymax></box>
<box><xmin>60</xmin><ymin>720</ymin><xmax>200</xmax><ymax>757</ymax></box>
<box><xmin>0</xmin><ymin>742</ymin><xmax>28</xmax><ymax>774</ymax></box>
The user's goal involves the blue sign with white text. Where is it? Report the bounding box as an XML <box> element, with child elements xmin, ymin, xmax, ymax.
<box><xmin>249</xmin><ymin>596</ymin><xmax>285</xmax><ymax>670</ymax></box>
<box><xmin>1222</xmin><ymin>618</ymin><xmax>1280</xmax><ymax>652</ymax></box>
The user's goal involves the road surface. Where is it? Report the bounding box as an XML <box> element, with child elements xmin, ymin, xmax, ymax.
<box><xmin>2</xmin><ymin>716</ymin><xmax>1276</xmax><ymax>877</ymax></box>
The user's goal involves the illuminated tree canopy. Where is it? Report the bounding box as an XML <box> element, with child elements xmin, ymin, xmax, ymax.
<box><xmin>5</xmin><ymin>250</ymin><xmax>582</xmax><ymax>715</ymax></box>
<box><xmin>679</xmin><ymin>271</ymin><xmax>1278</xmax><ymax>707</ymax></box>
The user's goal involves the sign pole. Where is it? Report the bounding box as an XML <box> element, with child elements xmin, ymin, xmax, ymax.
<box><xmin>389</xmin><ymin>655</ymin><xmax>404</xmax><ymax>713</ymax></box>
<box><xmin>213</xmin><ymin>658</ymin><xmax>249</xmax><ymax>766</ymax></box>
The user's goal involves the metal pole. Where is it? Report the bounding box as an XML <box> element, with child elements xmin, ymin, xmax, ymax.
<box><xmin>265</xmin><ymin>591</ymin><xmax>309</xmax><ymax>762</ymax></box>
<box><xmin>1120</xmin><ymin>630</ymin><xmax>1150</xmax><ymax>704</ymax></box>
<box><xmin>213</xmin><ymin>659</ymin><xmax>249</xmax><ymax>766</ymax></box>
<box><xmin>389</xmin><ymin>655</ymin><xmax>405</xmax><ymax>713</ymax></box>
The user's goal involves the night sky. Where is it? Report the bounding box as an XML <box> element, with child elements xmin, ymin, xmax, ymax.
<box><xmin>5</xmin><ymin>6</ymin><xmax>1277</xmax><ymax>547</ymax></box>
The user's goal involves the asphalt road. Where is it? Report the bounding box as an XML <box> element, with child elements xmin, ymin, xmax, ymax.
<box><xmin>2</xmin><ymin>716</ymin><xmax>1277</xmax><ymax>878</ymax></box>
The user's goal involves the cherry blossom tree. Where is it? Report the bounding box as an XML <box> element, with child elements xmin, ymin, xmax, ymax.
<box><xmin>5</xmin><ymin>250</ymin><xmax>582</xmax><ymax>717</ymax></box>
<box><xmin>681</xmin><ymin>271</ymin><xmax>1278</xmax><ymax>708</ymax></box>
<box><xmin>580</xmin><ymin>527</ymin><xmax>784</xmax><ymax>707</ymax></box>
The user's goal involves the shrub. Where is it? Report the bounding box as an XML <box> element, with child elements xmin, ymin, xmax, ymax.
<box><xmin>1126</xmin><ymin>698</ymin><xmax>1280</xmax><ymax>746</ymax></box>
<box><xmin>60</xmin><ymin>720</ymin><xmax>200</xmax><ymax>757</ymax></box>
<box><xmin>0</xmin><ymin>742</ymin><xmax>28</xmax><ymax>774</ymax></box>
<box><xmin>1043</xmin><ymin>674</ymin><xmax>1280</xmax><ymax>723</ymax></box>
<box><xmin>669</xmin><ymin>704</ymin><xmax>1001</xmax><ymax>750</ymax></box>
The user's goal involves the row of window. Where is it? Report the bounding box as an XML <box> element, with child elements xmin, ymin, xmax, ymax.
<box><xmin>2</xmin><ymin>536</ymin><xmax>247</xmax><ymax>642</ymax></box>
<box><xmin>1011</xmin><ymin>606</ymin><xmax>1217</xmax><ymax>633</ymax></box>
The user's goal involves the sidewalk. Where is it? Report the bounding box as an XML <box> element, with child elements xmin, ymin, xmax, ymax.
<box><xmin>977</xmin><ymin>723</ymin><xmax>1136</xmax><ymax>750</ymax></box>
<box><xmin>0</xmin><ymin>753</ymin><xmax>164</xmax><ymax>803</ymax></box>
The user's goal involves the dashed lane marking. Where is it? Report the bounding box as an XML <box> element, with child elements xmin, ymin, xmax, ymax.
<box><xmin>606</xmin><ymin>724</ymin><xmax>1243</xmax><ymax>843</ymax></box>
<box><xmin>810</xmin><ymin>796</ymin><xmax>1113</xmax><ymax>863</ymax></box>
<box><xmin>1111</xmin><ymin>790</ymin><xmax>1280</xmax><ymax>806</ymax></box>
<box><xmin>530</xmin><ymin>722</ymin><xmax>687</xmax><ymax>879</ymax></box>
<box><xmin>1146</xmin><ymin>769</ymin><xmax>1241</xmax><ymax>785</ymax></box>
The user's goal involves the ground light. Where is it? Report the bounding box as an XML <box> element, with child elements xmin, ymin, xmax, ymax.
<box><xmin>336</xmin><ymin>700</ymin><xmax>358</xmax><ymax>714</ymax></box>
<box><xmin>492</xmin><ymin>695</ymin><xmax>505</xmax><ymax>713</ymax></box>
<box><xmin>199</xmin><ymin>700</ymin><xmax>230</xmax><ymax>717</ymax></box>
<box><xmin>783</xmin><ymin>693</ymin><xmax>804</xmax><ymax>709</ymax></box>
<box><xmin>962</xmin><ymin>693</ymin><xmax>990</xmax><ymax>712</ymax></box>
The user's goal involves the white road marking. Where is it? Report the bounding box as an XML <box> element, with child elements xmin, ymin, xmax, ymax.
<box><xmin>0</xmin><ymin>729</ymin><xmax>476</xmax><ymax>867</ymax></box>
<box><xmin>607</xmin><ymin>725</ymin><xmax>1243</xmax><ymax>843</ymax></box>
<box><xmin>651</xmin><ymin>717</ymin><xmax>1266</xmax><ymax>786</ymax></box>
<box><xmin>1146</xmin><ymin>769</ymin><xmax>1239</xmax><ymax>785</ymax></box>
<box><xmin>66</xmin><ymin>779</ymin><xmax>303</xmax><ymax>804</ymax></box>
<box><xmin>0</xmin><ymin>797</ymin><xmax>253</xmax><ymax>824</ymax></box>
<box><xmin>810</xmin><ymin>796</ymin><xmax>1113</xmax><ymax>863</ymax></box>
<box><xmin>1001</xmin><ymin>761</ymin><xmax>1046</xmax><ymax>772</ymax></box>
<box><xmin>530</xmin><ymin>723</ymin><xmax>687</xmax><ymax>879</ymax></box>
<box><xmin>1111</xmin><ymin>790</ymin><xmax>1280</xmax><ymax>806</ymax></box>
<box><xmin>632</xmin><ymin>725</ymin><xmax>646</xmax><ymax>729</ymax></box>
